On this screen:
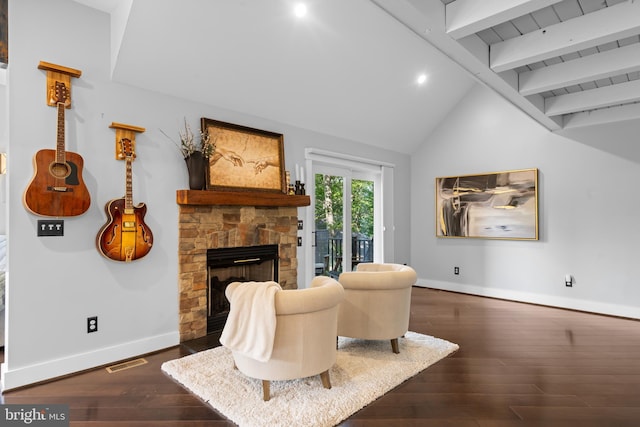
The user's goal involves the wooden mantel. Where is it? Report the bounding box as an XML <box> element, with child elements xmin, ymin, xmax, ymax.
<box><xmin>176</xmin><ymin>190</ymin><xmax>310</xmax><ymax>207</ymax></box>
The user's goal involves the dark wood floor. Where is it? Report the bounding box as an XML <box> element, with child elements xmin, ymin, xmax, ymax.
<box><xmin>2</xmin><ymin>287</ymin><xmax>640</xmax><ymax>426</ymax></box>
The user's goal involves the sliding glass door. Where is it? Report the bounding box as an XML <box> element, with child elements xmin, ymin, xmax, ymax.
<box><xmin>312</xmin><ymin>164</ymin><xmax>380</xmax><ymax>279</ymax></box>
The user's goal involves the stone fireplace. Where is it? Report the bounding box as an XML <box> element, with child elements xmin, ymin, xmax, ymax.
<box><xmin>176</xmin><ymin>190</ymin><xmax>310</xmax><ymax>341</ymax></box>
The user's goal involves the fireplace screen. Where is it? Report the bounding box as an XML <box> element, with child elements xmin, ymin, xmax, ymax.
<box><xmin>207</xmin><ymin>245</ymin><xmax>279</xmax><ymax>334</ymax></box>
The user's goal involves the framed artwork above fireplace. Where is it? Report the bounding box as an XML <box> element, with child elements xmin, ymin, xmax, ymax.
<box><xmin>201</xmin><ymin>117</ymin><xmax>286</xmax><ymax>193</ymax></box>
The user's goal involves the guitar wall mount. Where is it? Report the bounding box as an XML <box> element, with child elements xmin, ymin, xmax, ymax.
<box><xmin>37</xmin><ymin>61</ymin><xmax>82</xmax><ymax>108</ymax></box>
<box><xmin>109</xmin><ymin>122</ymin><xmax>146</xmax><ymax>160</ymax></box>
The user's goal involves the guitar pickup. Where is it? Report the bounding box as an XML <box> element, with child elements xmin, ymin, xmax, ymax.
<box><xmin>37</xmin><ymin>220</ymin><xmax>64</xmax><ymax>236</ymax></box>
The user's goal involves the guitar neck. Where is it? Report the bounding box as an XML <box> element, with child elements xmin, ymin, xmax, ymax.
<box><xmin>125</xmin><ymin>156</ymin><xmax>134</xmax><ymax>213</ymax></box>
<box><xmin>56</xmin><ymin>101</ymin><xmax>66</xmax><ymax>164</ymax></box>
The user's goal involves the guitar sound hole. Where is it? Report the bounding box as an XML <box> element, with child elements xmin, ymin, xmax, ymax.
<box><xmin>49</xmin><ymin>162</ymin><xmax>71</xmax><ymax>179</ymax></box>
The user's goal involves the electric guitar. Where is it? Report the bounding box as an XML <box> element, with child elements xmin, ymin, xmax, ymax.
<box><xmin>96</xmin><ymin>139</ymin><xmax>153</xmax><ymax>262</ymax></box>
<box><xmin>23</xmin><ymin>81</ymin><xmax>91</xmax><ymax>216</ymax></box>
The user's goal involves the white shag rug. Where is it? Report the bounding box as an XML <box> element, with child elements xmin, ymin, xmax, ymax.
<box><xmin>162</xmin><ymin>331</ymin><xmax>458</xmax><ymax>427</ymax></box>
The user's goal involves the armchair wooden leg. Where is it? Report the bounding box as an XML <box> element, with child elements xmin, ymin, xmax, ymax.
<box><xmin>262</xmin><ymin>380</ymin><xmax>270</xmax><ymax>401</ymax></box>
<box><xmin>320</xmin><ymin>370</ymin><xmax>332</xmax><ymax>389</ymax></box>
<box><xmin>391</xmin><ymin>338</ymin><xmax>400</xmax><ymax>354</ymax></box>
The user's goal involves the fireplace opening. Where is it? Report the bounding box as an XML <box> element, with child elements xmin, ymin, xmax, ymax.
<box><xmin>207</xmin><ymin>244</ymin><xmax>279</xmax><ymax>335</ymax></box>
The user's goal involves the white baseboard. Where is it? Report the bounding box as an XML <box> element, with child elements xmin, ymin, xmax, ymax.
<box><xmin>417</xmin><ymin>279</ymin><xmax>640</xmax><ymax>320</ymax></box>
<box><xmin>1</xmin><ymin>331</ymin><xmax>179</xmax><ymax>391</ymax></box>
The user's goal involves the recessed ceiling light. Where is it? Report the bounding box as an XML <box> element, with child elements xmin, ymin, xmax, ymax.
<box><xmin>417</xmin><ymin>74</ymin><xmax>428</xmax><ymax>85</ymax></box>
<box><xmin>294</xmin><ymin>3</ymin><xmax>307</xmax><ymax>18</ymax></box>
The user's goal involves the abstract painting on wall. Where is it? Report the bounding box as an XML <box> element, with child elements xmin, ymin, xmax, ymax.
<box><xmin>435</xmin><ymin>168</ymin><xmax>538</xmax><ymax>240</ymax></box>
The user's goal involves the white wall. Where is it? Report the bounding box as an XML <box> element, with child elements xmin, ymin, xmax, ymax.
<box><xmin>1</xmin><ymin>68</ymin><xmax>7</xmax><ymax>235</ymax></box>
<box><xmin>412</xmin><ymin>83</ymin><xmax>640</xmax><ymax>319</ymax></box>
<box><xmin>2</xmin><ymin>0</ymin><xmax>411</xmax><ymax>390</ymax></box>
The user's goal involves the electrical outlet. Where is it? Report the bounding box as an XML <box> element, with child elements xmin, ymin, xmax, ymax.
<box><xmin>454</xmin><ymin>266</ymin><xmax>460</xmax><ymax>275</ymax></box>
<box><xmin>37</xmin><ymin>220</ymin><xmax>64</xmax><ymax>236</ymax></box>
<box><xmin>297</xmin><ymin>236</ymin><xmax>302</xmax><ymax>247</ymax></box>
<box><xmin>87</xmin><ymin>316</ymin><xmax>98</xmax><ymax>333</ymax></box>
<box><xmin>565</xmin><ymin>274</ymin><xmax>573</xmax><ymax>287</ymax></box>
<box><xmin>297</xmin><ymin>220</ymin><xmax>303</xmax><ymax>230</ymax></box>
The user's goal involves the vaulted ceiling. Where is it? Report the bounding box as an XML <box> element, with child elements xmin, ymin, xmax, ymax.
<box><xmin>71</xmin><ymin>0</ymin><xmax>476</xmax><ymax>154</ymax></box>
<box><xmin>376</xmin><ymin>0</ymin><xmax>640</xmax><ymax>142</ymax></box>
<box><xmin>73</xmin><ymin>0</ymin><xmax>640</xmax><ymax>152</ymax></box>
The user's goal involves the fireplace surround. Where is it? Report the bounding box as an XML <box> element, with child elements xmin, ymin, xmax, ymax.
<box><xmin>177</xmin><ymin>190</ymin><xmax>310</xmax><ymax>341</ymax></box>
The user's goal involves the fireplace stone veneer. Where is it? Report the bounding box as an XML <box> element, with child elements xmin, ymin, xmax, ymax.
<box><xmin>177</xmin><ymin>203</ymin><xmax>301</xmax><ymax>341</ymax></box>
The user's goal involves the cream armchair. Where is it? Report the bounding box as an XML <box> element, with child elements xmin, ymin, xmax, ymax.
<box><xmin>337</xmin><ymin>263</ymin><xmax>417</xmax><ymax>353</ymax></box>
<box><xmin>226</xmin><ymin>276</ymin><xmax>344</xmax><ymax>401</ymax></box>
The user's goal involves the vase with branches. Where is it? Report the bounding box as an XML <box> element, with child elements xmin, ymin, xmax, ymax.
<box><xmin>161</xmin><ymin>118</ymin><xmax>216</xmax><ymax>190</ymax></box>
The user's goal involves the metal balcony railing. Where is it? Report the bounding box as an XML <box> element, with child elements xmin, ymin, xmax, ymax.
<box><xmin>316</xmin><ymin>235</ymin><xmax>373</xmax><ymax>278</ymax></box>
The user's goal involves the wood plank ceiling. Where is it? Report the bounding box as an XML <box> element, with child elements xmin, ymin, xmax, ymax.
<box><xmin>439</xmin><ymin>0</ymin><xmax>640</xmax><ymax>130</ymax></box>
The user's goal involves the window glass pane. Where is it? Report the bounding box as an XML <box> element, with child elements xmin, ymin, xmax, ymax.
<box><xmin>351</xmin><ymin>178</ymin><xmax>374</xmax><ymax>268</ymax></box>
<box><xmin>314</xmin><ymin>173</ymin><xmax>343</xmax><ymax>278</ymax></box>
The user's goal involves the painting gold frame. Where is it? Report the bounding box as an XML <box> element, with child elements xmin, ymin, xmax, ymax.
<box><xmin>201</xmin><ymin>118</ymin><xmax>285</xmax><ymax>193</ymax></box>
<box><xmin>435</xmin><ymin>168</ymin><xmax>538</xmax><ymax>240</ymax></box>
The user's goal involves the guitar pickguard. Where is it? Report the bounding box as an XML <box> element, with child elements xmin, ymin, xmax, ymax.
<box><xmin>64</xmin><ymin>160</ymin><xmax>80</xmax><ymax>185</ymax></box>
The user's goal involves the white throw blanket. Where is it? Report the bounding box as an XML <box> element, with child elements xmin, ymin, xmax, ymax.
<box><xmin>219</xmin><ymin>281</ymin><xmax>281</xmax><ymax>362</ymax></box>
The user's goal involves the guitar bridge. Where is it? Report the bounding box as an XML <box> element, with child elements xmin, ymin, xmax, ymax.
<box><xmin>47</xmin><ymin>186</ymin><xmax>74</xmax><ymax>192</ymax></box>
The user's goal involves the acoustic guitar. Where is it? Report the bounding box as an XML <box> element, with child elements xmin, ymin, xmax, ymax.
<box><xmin>23</xmin><ymin>81</ymin><xmax>91</xmax><ymax>217</ymax></box>
<box><xmin>96</xmin><ymin>138</ymin><xmax>153</xmax><ymax>262</ymax></box>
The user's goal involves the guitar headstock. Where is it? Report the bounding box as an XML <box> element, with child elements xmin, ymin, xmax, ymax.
<box><xmin>52</xmin><ymin>81</ymin><xmax>71</xmax><ymax>108</ymax></box>
<box><xmin>119</xmin><ymin>138</ymin><xmax>137</xmax><ymax>160</ymax></box>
